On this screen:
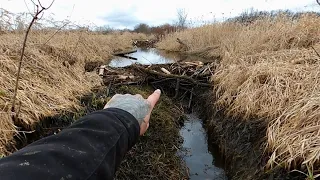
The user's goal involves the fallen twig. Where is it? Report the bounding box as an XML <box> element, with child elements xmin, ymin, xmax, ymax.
<box><xmin>174</xmin><ymin>78</ymin><xmax>180</xmax><ymax>99</ymax></box>
<box><xmin>115</xmin><ymin>54</ymin><xmax>138</xmax><ymax>60</ymax></box>
<box><xmin>133</xmin><ymin>65</ymin><xmax>211</xmax><ymax>87</ymax></box>
<box><xmin>99</xmin><ymin>65</ymin><xmax>106</xmax><ymax>76</ymax></box>
<box><xmin>43</xmin><ymin>20</ymin><xmax>70</xmax><ymax>45</ymax></box>
<box><xmin>161</xmin><ymin>68</ymin><xmax>171</xmax><ymax>74</ymax></box>
<box><xmin>150</xmin><ymin>78</ymin><xmax>176</xmax><ymax>84</ymax></box>
<box><xmin>188</xmin><ymin>88</ymin><xmax>194</xmax><ymax>109</ymax></box>
<box><xmin>113</xmin><ymin>49</ymin><xmax>137</xmax><ymax>56</ymax></box>
<box><xmin>311</xmin><ymin>46</ymin><xmax>320</xmax><ymax>58</ymax></box>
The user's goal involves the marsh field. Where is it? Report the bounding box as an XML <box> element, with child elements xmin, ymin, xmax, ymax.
<box><xmin>0</xmin><ymin>6</ymin><xmax>320</xmax><ymax>180</ymax></box>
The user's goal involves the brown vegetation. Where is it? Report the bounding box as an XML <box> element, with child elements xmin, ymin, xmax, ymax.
<box><xmin>157</xmin><ymin>14</ymin><xmax>320</xmax><ymax>178</ymax></box>
<box><xmin>0</xmin><ymin>30</ymin><xmax>147</xmax><ymax>154</ymax></box>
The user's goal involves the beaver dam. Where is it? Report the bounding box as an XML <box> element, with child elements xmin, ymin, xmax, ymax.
<box><xmin>104</xmin><ymin>48</ymin><xmax>227</xmax><ymax>179</ymax></box>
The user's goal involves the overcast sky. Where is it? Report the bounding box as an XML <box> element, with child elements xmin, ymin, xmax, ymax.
<box><xmin>1</xmin><ymin>0</ymin><xmax>319</xmax><ymax>29</ymax></box>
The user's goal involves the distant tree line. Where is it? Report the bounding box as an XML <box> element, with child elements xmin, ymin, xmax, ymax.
<box><xmin>227</xmin><ymin>9</ymin><xmax>320</xmax><ymax>25</ymax></box>
<box><xmin>132</xmin><ymin>8</ymin><xmax>188</xmax><ymax>40</ymax></box>
<box><xmin>3</xmin><ymin>6</ymin><xmax>319</xmax><ymax>36</ymax></box>
<box><xmin>1</xmin><ymin>7</ymin><xmax>188</xmax><ymax>39</ymax></box>
<box><xmin>93</xmin><ymin>23</ymin><xmax>178</xmax><ymax>39</ymax></box>
<box><xmin>133</xmin><ymin>23</ymin><xmax>177</xmax><ymax>40</ymax></box>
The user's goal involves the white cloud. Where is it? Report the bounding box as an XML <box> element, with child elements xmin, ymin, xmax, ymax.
<box><xmin>1</xmin><ymin>0</ymin><xmax>319</xmax><ymax>29</ymax></box>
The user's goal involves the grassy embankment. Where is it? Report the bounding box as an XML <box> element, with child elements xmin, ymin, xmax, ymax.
<box><xmin>157</xmin><ymin>14</ymin><xmax>320</xmax><ymax>179</ymax></box>
<box><xmin>0</xmin><ymin>30</ymin><xmax>147</xmax><ymax>154</ymax></box>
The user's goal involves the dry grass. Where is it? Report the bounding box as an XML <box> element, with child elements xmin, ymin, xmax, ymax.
<box><xmin>158</xmin><ymin>14</ymin><xmax>320</xmax><ymax>176</ymax></box>
<box><xmin>0</xmin><ymin>30</ymin><xmax>147</xmax><ymax>154</ymax></box>
<box><xmin>158</xmin><ymin>14</ymin><xmax>319</xmax><ymax>58</ymax></box>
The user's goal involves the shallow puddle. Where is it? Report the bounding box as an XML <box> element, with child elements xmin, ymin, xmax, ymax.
<box><xmin>180</xmin><ymin>114</ymin><xmax>227</xmax><ymax>180</ymax></box>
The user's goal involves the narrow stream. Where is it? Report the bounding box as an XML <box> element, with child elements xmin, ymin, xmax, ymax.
<box><xmin>180</xmin><ymin>114</ymin><xmax>227</xmax><ymax>180</ymax></box>
<box><xmin>109</xmin><ymin>48</ymin><xmax>227</xmax><ymax>180</ymax></box>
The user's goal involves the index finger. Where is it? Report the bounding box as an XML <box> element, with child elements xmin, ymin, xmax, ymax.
<box><xmin>147</xmin><ymin>89</ymin><xmax>161</xmax><ymax>108</ymax></box>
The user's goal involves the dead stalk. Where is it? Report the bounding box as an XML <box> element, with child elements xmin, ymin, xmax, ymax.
<box><xmin>311</xmin><ymin>46</ymin><xmax>320</xmax><ymax>58</ymax></box>
<box><xmin>43</xmin><ymin>20</ymin><xmax>70</xmax><ymax>45</ymax></box>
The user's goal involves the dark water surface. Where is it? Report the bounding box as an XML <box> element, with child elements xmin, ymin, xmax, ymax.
<box><xmin>180</xmin><ymin>114</ymin><xmax>227</xmax><ymax>180</ymax></box>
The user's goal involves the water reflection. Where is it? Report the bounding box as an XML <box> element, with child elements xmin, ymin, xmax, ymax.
<box><xmin>109</xmin><ymin>48</ymin><xmax>175</xmax><ymax>67</ymax></box>
<box><xmin>180</xmin><ymin>114</ymin><xmax>227</xmax><ymax>180</ymax></box>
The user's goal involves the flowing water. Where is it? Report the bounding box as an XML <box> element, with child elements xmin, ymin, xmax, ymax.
<box><xmin>109</xmin><ymin>48</ymin><xmax>227</xmax><ymax>180</ymax></box>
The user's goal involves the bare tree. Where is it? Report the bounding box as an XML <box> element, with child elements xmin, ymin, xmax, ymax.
<box><xmin>96</xmin><ymin>25</ymin><xmax>114</xmax><ymax>34</ymax></box>
<box><xmin>134</xmin><ymin>23</ymin><xmax>151</xmax><ymax>34</ymax></box>
<box><xmin>0</xmin><ymin>8</ymin><xmax>15</xmax><ymax>31</ymax></box>
<box><xmin>11</xmin><ymin>0</ymin><xmax>55</xmax><ymax>121</ymax></box>
<box><xmin>176</xmin><ymin>8</ymin><xmax>188</xmax><ymax>29</ymax></box>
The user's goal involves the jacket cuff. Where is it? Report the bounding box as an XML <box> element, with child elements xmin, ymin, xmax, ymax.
<box><xmin>101</xmin><ymin>108</ymin><xmax>140</xmax><ymax>148</ymax></box>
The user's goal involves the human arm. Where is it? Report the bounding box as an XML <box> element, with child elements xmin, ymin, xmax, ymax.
<box><xmin>0</xmin><ymin>89</ymin><xmax>161</xmax><ymax>180</ymax></box>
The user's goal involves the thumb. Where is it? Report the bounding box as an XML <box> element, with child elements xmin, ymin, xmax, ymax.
<box><xmin>147</xmin><ymin>89</ymin><xmax>161</xmax><ymax>109</ymax></box>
